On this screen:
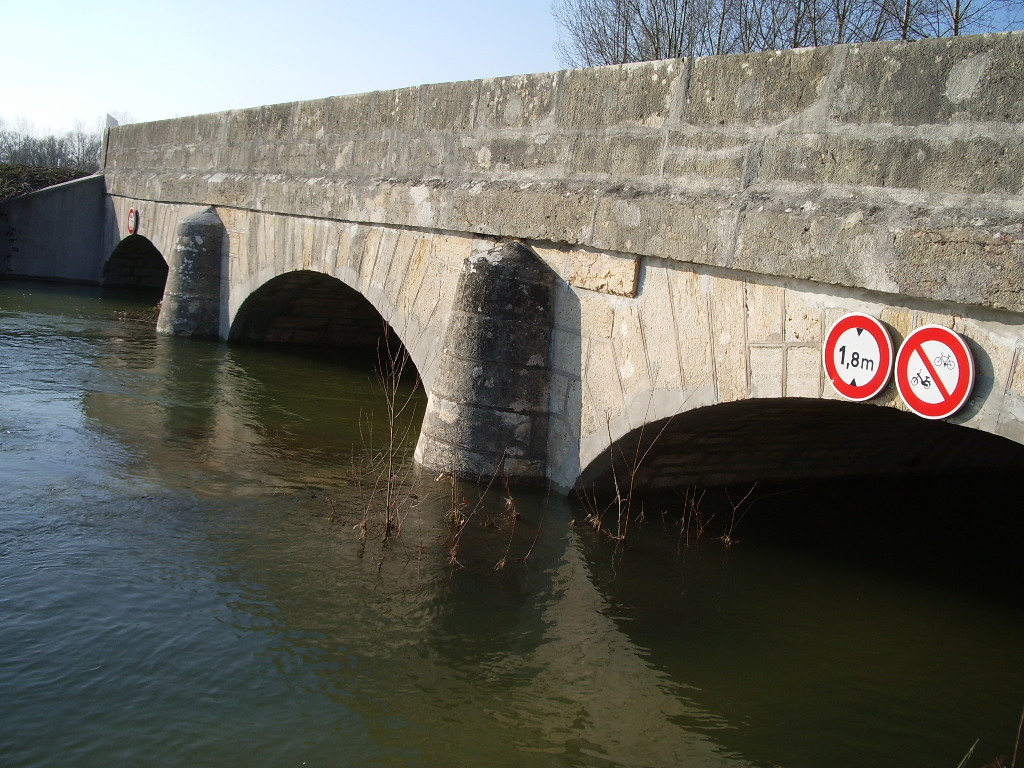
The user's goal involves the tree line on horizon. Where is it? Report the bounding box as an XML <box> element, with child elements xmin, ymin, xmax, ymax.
<box><xmin>553</xmin><ymin>0</ymin><xmax>1023</xmax><ymax>66</ymax></box>
<box><xmin>0</xmin><ymin>119</ymin><xmax>102</xmax><ymax>174</ymax></box>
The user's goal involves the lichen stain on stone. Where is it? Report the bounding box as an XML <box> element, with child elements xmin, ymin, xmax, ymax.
<box><xmin>945</xmin><ymin>52</ymin><xmax>994</xmax><ymax>104</ymax></box>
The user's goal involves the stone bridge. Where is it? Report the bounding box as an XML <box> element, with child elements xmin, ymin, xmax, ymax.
<box><xmin>4</xmin><ymin>32</ymin><xmax>1024</xmax><ymax>492</ymax></box>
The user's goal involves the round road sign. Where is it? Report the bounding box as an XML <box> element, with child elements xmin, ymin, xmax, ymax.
<box><xmin>127</xmin><ymin>207</ymin><xmax>138</xmax><ymax>235</ymax></box>
<box><xmin>823</xmin><ymin>313</ymin><xmax>893</xmax><ymax>401</ymax></box>
<box><xmin>895</xmin><ymin>324</ymin><xmax>975</xmax><ymax>420</ymax></box>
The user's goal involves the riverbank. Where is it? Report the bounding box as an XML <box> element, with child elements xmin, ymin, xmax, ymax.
<box><xmin>0</xmin><ymin>164</ymin><xmax>89</xmax><ymax>203</ymax></box>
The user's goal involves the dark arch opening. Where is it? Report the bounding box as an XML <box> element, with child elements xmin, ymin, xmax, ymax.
<box><xmin>103</xmin><ymin>234</ymin><xmax>168</xmax><ymax>292</ymax></box>
<box><xmin>577</xmin><ymin>398</ymin><xmax>1024</xmax><ymax>592</ymax></box>
<box><xmin>578</xmin><ymin>398</ymin><xmax>1024</xmax><ymax>493</ymax></box>
<box><xmin>228</xmin><ymin>271</ymin><xmax>414</xmax><ymax>383</ymax></box>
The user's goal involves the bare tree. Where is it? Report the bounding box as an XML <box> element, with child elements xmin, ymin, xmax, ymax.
<box><xmin>64</xmin><ymin>122</ymin><xmax>103</xmax><ymax>171</ymax></box>
<box><xmin>0</xmin><ymin>118</ymin><xmax>102</xmax><ymax>172</ymax></box>
<box><xmin>553</xmin><ymin>0</ymin><xmax>1022</xmax><ymax>65</ymax></box>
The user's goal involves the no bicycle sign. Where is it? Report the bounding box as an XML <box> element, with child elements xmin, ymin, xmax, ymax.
<box><xmin>823</xmin><ymin>313</ymin><xmax>894</xmax><ymax>401</ymax></box>
<box><xmin>895</xmin><ymin>325</ymin><xmax>975</xmax><ymax>420</ymax></box>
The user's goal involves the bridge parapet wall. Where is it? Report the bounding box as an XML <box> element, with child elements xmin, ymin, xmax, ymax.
<box><xmin>104</xmin><ymin>33</ymin><xmax>1024</xmax><ymax>313</ymax></box>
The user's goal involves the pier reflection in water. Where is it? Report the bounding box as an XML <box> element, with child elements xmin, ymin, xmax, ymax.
<box><xmin>1</xmin><ymin>282</ymin><xmax>1021</xmax><ymax>768</ymax></box>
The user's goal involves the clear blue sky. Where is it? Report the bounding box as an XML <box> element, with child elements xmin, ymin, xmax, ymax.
<box><xmin>1</xmin><ymin>0</ymin><xmax>566</xmax><ymax>135</ymax></box>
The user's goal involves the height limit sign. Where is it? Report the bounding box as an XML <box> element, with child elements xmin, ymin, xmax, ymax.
<box><xmin>823</xmin><ymin>313</ymin><xmax>894</xmax><ymax>401</ymax></box>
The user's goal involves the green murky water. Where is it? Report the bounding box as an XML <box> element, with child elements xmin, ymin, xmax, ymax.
<box><xmin>1</xmin><ymin>281</ymin><xmax>1021</xmax><ymax>768</ymax></box>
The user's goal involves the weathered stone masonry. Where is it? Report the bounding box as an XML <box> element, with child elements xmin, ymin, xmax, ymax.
<box><xmin>5</xmin><ymin>32</ymin><xmax>1024</xmax><ymax>490</ymax></box>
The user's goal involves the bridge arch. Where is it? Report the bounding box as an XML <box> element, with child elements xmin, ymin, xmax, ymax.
<box><xmin>102</xmin><ymin>234</ymin><xmax>168</xmax><ymax>291</ymax></box>
<box><xmin>576</xmin><ymin>397</ymin><xmax>1024</xmax><ymax>493</ymax></box>
<box><xmin>227</xmin><ymin>269</ymin><xmax>418</xmax><ymax>375</ymax></box>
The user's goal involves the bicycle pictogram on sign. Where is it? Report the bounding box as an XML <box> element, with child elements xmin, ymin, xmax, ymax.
<box><xmin>895</xmin><ymin>325</ymin><xmax>975</xmax><ymax>420</ymax></box>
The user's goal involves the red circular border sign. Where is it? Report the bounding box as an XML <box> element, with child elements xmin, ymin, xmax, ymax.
<box><xmin>823</xmin><ymin>313</ymin><xmax>893</xmax><ymax>401</ymax></box>
<box><xmin>127</xmin><ymin>207</ymin><xmax>138</xmax><ymax>235</ymax></box>
<box><xmin>895</xmin><ymin>325</ymin><xmax>975</xmax><ymax>420</ymax></box>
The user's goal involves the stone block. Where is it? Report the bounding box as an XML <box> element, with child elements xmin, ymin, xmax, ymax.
<box><xmin>449</xmin><ymin>180</ymin><xmax>596</xmax><ymax>244</ymax></box>
<box><xmin>551</xmin><ymin>328</ymin><xmax>583</xmax><ymax>375</ymax></box>
<box><xmin>733</xmin><ymin>200</ymin><xmax>899</xmax><ymax>294</ymax></box>
<box><xmin>710</xmin><ymin>276</ymin><xmax>747</xmax><ymax>401</ymax></box>
<box><xmin>638</xmin><ymin>266</ymin><xmax>682</xmax><ymax>391</ymax></box>
<box><xmin>611</xmin><ymin>305</ymin><xmax>653</xmax><ymax>395</ymax></box>
<box><xmin>759</xmin><ymin>133</ymin><xmax>1024</xmax><ymax>195</ymax></box>
<box><xmin>419</xmin><ymin>80</ymin><xmax>480</xmax><ymax>131</ymax></box>
<box><xmin>685</xmin><ymin>45</ymin><xmax>835</xmax><ymax>126</ymax></box>
<box><xmin>278</xmin><ymin>142</ymin><xmax>317</xmax><ymax>174</ymax></box>
<box><xmin>578</xmin><ymin>293</ymin><xmax>615</xmax><ymax>339</ymax></box>
<box><xmin>672</xmin><ymin>271</ymin><xmax>715</xmax><ymax>392</ymax></box>
<box><xmin>326</xmin><ymin>137</ymin><xmax>391</xmax><ymax>176</ymax></box>
<box><xmin>558</xmin><ymin>59</ymin><xmax>680</xmax><ymax>130</ymax></box>
<box><xmin>394</xmin><ymin>135</ymin><xmax>449</xmax><ymax>177</ymax></box>
<box><xmin>442</xmin><ymin>312</ymin><xmax>553</xmax><ymax>365</ymax></box>
<box><xmin>786</xmin><ymin>345</ymin><xmax>822</xmax><ymax>398</ymax></box>
<box><xmin>592</xmin><ymin>188</ymin><xmax>740</xmax><ymax>263</ymax></box>
<box><xmin>352</xmin><ymin>227</ymin><xmax>385</xmax><ymax>292</ymax></box>
<box><xmin>835</xmin><ymin>35</ymin><xmax>1024</xmax><ymax>125</ymax></box>
<box><xmin>548</xmin><ymin>372</ymin><xmax>573</xmax><ymax>415</ymax></box>
<box><xmin>662</xmin><ymin>130</ymin><xmax>748</xmax><ymax>187</ymax></box>
<box><xmin>473</xmin><ymin>400</ymin><xmax>536</xmax><ymax>456</ymax></box>
<box><xmin>749</xmin><ymin>346</ymin><xmax>783</xmax><ymax>398</ymax></box>
<box><xmin>973</xmin><ymin>324</ymin><xmax>1018</xmax><ymax>409</ymax></box>
<box><xmin>460</xmin><ymin>134</ymin><xmax>568</xmax><ymax>175</ymax></box>
<box><xmin>879</xmin><ymin>307</ymin><xmax>913</xmax><ymax>345</ymax></box>
<box><xmin>745</xmin><ymin>282</ymin><xmax>784</xmax><ymax>343</ymax></box>
<box><xmin>567</xmin><ymin>249</ymin><xmax>639</xmax><ymax>297</ymax></box>
<box><xmin>568</xmin><ymin>134</ymin><xmax>663</xmax><ymax>178</ymax></box>
<box><xmin>583</xmin><ymin>338</ymin><xmax>625</xmax><ymax>428</ymax></box>
<box><xmin>259</xmin><ymin>103</ymin><xmax>296</xmax><ymax>142</ymax></box>
<box><xmin>785</xmin><ymin>292</ymin><xmax>822</xmax><ymax>343</ymax></box>
<box><xmin>223</xmin><ymin>107</ymin><xmax>262</xmax><ymax>144</ymax></box>
<box><xmin>368</xmin><ymin>227</ymin><xmax>404</xmax><ymax>290</ymax></box>
<box><xmin>477</xmin><ymin>71</ymin><xmax>560</xmax><ymax>129</ymax></box>
<box><xmin>394</xmin><ymin>235</ymin><xmax>432</xmax><ymax>318</ymax></box>
<box><xmin>432</xmin><ymin>357</ymin><xmax>551</xmax><ymax>413</ymax></box>
<box><xmin>373</xmin><ymin>86</ymin><xmax>422</xmax><ymax>130</ymax></box>
<box><xmin>529</xmin><ymin>244</ymin><xmax>570</xmax><ymax>279</ymax></box>
<box><xmin>891</xmin><ymin>226</ymin><xmax>1024</xmax><ymax>313</ymax></box>
<box><xmin>317</xmin><ymin>92</ymin><xmax>377</xmax><ymax>136</ymax></box>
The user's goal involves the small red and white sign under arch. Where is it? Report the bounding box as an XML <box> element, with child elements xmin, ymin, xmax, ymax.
<box><xmin>895</xmin><ymin>324</ymin><xmax>975</xmax><ymax>420</ymax></box>
<box><xmin>127</xmin><ymin>207</ymin><xmax>138</xmax><ymax>235</ymax></box>
<box><xmin>822</xmin><ymin>313</ymin><xmax>894</xmax><ymax>401</ymax></box>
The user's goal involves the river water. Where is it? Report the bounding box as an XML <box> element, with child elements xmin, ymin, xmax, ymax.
<box><xmin>1</xmin><ymin>281</ymin><xmax>1021</xmax><ymax>768</ymax></box>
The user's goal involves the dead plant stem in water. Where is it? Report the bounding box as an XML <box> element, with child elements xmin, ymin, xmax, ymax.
<box><xmin>577</xmin><ymin>407</ymin><xmax>674</xmax><ymax>546</ymax></box>
<box><xmin>342</xmin><ymin>324</ymin><xmax>422</xmax><ymax>553</ymax></box>
<box><xmin>443</xmin><ymin>452</ymin><xmax>505</xmax><ymax>571</ymax></box>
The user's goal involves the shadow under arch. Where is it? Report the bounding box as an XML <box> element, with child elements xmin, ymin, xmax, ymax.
<box><xmin>229</xmin><ymin>269</ymin><xmax>408</xmax><ymax>361</ymax></box>
<box><xmin>102</xmin><ymin>234</ymin><xmax>168</xmax><ymax>291</ymax></box>
<box><xmin>577</xmin><ymin>397</ymin><xmax>1024</xmax><ymax>493</ymax></box>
